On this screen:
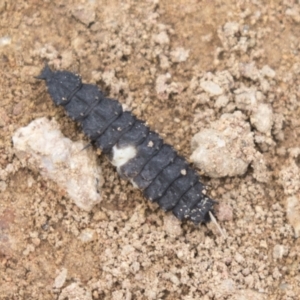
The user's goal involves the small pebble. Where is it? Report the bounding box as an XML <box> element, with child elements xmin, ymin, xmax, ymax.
<box><xmin>200</xmin><ymin>80</ymin><xmax>223</xmax><ymax>96</ymax></box>
<box><xmin>53</xmin><ymin>268</ymin><xmax>68</xmax><ymax>289</ymax></box>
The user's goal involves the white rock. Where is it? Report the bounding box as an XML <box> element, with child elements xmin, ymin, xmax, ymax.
<box><xmin>234</xmin><ymin>86</ymin><xmax>258</xmax><ymax>111</ymax></box>
<box><xmin>234</xmin><ymin>252</ymin><xmax>245</xmax><ymax>264</ymax></box>
<box><xmin>239</xmin><ymin>62</ymin><xmax>260</xmax><ymax>81</ymax></box>
<box><xmin>163</xmin><ymin>215</ymin><xmax>183</xmax><ymax>236</ymax></box>
<box><xmin>191</xmin><ymin>111</ymin><xmax>255</xmax><ymax>178</ymax></box>
<box><xmin>72</xmin><ymin>5</ymin><xmax>95</xmax><ymax>26</ymax></box>
<box><xmin>153</xmin><ymin>31</ymin><xmax>170</xmax><ymax>45</ymax></box>
<box><xmin>261</xmin><ymin>65</ymin><xmax>276</xmax><ymax>78</ymax></box>
<box><xmin>273</xmin><ymin>244</ymin><xmax>288</xmax><ymax>260</ymax></box>
<box><xmin>79</xmin><ymin>228</ymin><xmax>95</xmax><ymax>243</ymax></box>
<box><xmin>223</xmin><ymin>22</ymin><xmax>240</xmax><ymax>37</ymax></box>
<box><xmin>12</xmin><ymin>117</ymin><xmax>103</xmax><ymax>211</ymax></box>
<box><xmin>54</xmin><ymin>268</ymin><xmax>68</xmax><ymax>289</ymax></box>
<box><xmin>250</xmin><ymin>103</ymin><xmax>273</xmax><ymax>134</ymax></box>
<box><xmin>194</xmin><ymin>93</ymin><xmax>210</xmax><ymax>105</ymax></box>
<box><xmin>219</xmin><ymin>279</ymin><xmax>236</xmax><ymax>295</ymax></box>
<box><xmin>155</xmin><ymin>73</ymin><xmax>182</xmax><ymax>99</ymax></box>
<box><xmin>159</xmin><ymin>54</ymin><xmax>170</xmax><ymax>70</ymax></box>
<box><xmin>215</xmin><ymin>95</ymin><xmax>229</xmax><ymax>108</ymax></box>
<box><xmin>0</xmin><ymin>181</ymin><xmax>7</xmax><ymax>192</ymax></box>
<box><xmin>58</xmin><ymin>283</ymin><xmax>92</xmax><ymax>300</ymax></box>
<box><xmin>0</xmin><ymin>36</ymin><xmax>11</xmax><ymax>47</ymax></box>
<box><xmin>170</xmin><ymin>47</ymin><xmax>190</xmax><ymax>63</ymax></box>
<box><xmin>155</xmin><ymin>73</ymin><xmax>171</xmax><ymax>95</ymax></box>
<box><xmin>286</xmin><ymin>7</ymin><xmax>300</xmax><ymax>23</ymax></box>
<box><xmin>200</xmin><ymin>80</ymin><xmax>223</xmax><ymax>96</ymax></box>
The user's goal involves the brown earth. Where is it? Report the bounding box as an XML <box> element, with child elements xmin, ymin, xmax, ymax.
<box><xmin>1</xmin><ymin>0</ymin><xmax>300</xmax><ymax>299</ymax></box>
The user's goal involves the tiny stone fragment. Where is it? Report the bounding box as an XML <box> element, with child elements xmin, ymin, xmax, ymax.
<box><xmin>153</xmin><ymin>31</ymin><xmax>170</xmax><ymax>45</ymax></box>
<box><xmin>251</xmin><ymin>152</ymin><xmax>270</xmax><ymax>183</ymax></box>
<box><xmin>215</xmin><ymin>95</ymin><xmax>230</xmax><ymax>108</ymax></box>
<box><xmin>53</xmin><ymin>268</ymin><xmax>68</xmax><ymax>289</ymax></box>
<box><xmin>163</xmin><ymin>215</ymin><xmax>183</xmax><ymax>236</ymax></box>
<box><xmin>261</xmin><ymin>65</ymin><xmax>276</xmax><ymax>78</ymax></box>
<box><xmin>79</xmin><ymin>228</ymin><xmax>95</xmax><ymax>243</ymax></box>
<box><xmin>273</xmin><ymin>244</ymin><xmax>288</xmax><ymax>260</ymax></box>
<box><xmin>0</xmin><ymin>36</ymin><xmax>11</xmax><ymax>47</ymax></box>
<box><xmin>223</xmin><ymin>22</ymin><xmax>240</xmax><ymax>37</ymax></box>
<box><xmin>239</xmin><ymin>62</ymin><xmax>260</xmax><ymax>81</ymax></box>
<box><xmin>0</xmin><ymin>181</ymin><xmax>7</xmax><ymax>192</ymax></box>
<box><xmin>170</xmin><ymin>47</ymin><xmax>190</xmax><ymax>62</ymax></box>
<box><xmin>250</xmin><ymin>103</ymin><xmax>273</xmax><ymax>134</ymax></box>
<box><xmin>58</xmin><ymin>283</ymin><xmax>92</xmax><ymax>300</ymax></box>
<box><xmin>234</xmin><ymin>87</ymin><xmax>258</xmax><ymax>111</ymax></box>
<box><xmin>286</xmin><ymin>7</ymin><xmax>300</xmax><ymax>23</ymax></box>
<box><xmin>72</xmin><ymin>5</ymin><xmax>95</xmax><ymax>26</ymax></box>
<box><xmin>200</xmin><ymin>80</ymin><xmax>223</xmax><ymax>96</ymax></box>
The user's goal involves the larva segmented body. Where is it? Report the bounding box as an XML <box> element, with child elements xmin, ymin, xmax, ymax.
<box><xmin>38</xmin><ymin>66</ymin><xmax>215</xmax><ymax>224</ymax></box>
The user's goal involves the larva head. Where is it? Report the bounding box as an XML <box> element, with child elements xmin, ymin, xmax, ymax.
<box><xmin>38</xmin><ymin>65</ymin><xmax>82</xmax><ymax>106</ymax></box>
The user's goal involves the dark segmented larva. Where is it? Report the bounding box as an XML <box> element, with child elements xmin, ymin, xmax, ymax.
<box><xmin>38</xmin><ymin>66</ymin><xmax>215</xmax><ymax>224</ymax></box>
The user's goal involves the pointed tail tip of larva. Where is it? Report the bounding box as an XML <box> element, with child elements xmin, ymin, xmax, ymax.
<box><xmin>35</xmin><ymin>64</ymin><xmax>53</xmax><ymax>81</ymax></box>
<box><xmin>209</xmin><ymin>211</ymin><xmax>227</xmax><ymax>239</ymax></box>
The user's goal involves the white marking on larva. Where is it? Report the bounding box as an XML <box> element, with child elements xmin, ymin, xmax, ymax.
<box><xmin>148</xmin><ymin>140</ymin><xmax>154</xmax><ymax>147</ymax></box>
<box><xmin>181</xmin><ymin>169</ymin><xmax>187</xmax><ymax>176</ymax></box>
<box><xmin>111</xmin><ymin>145</ymin><xmax>138</xmax><ymax>188</ymax></box>
<box><xmin>111</xmin><ymin>145</ymin><xmax>137</xmax><ymax>169</ymax></box>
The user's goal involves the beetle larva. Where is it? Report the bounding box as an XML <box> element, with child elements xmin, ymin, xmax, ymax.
<box><xmin>38</xmin><ymin>66</ymin><xmax>215</xmax><ymax>224</ymax></box>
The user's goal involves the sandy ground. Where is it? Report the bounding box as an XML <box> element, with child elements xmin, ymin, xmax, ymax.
<box><xmin>1</xmin><ymin>0</ymin><xmax>300</xmax><ymax>299</ymax></box>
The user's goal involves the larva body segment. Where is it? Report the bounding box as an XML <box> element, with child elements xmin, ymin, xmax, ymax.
<box><xmin>38</xmin><ymin>66</ymin><xmax>215</xmax><ymax>224</ymax></box>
